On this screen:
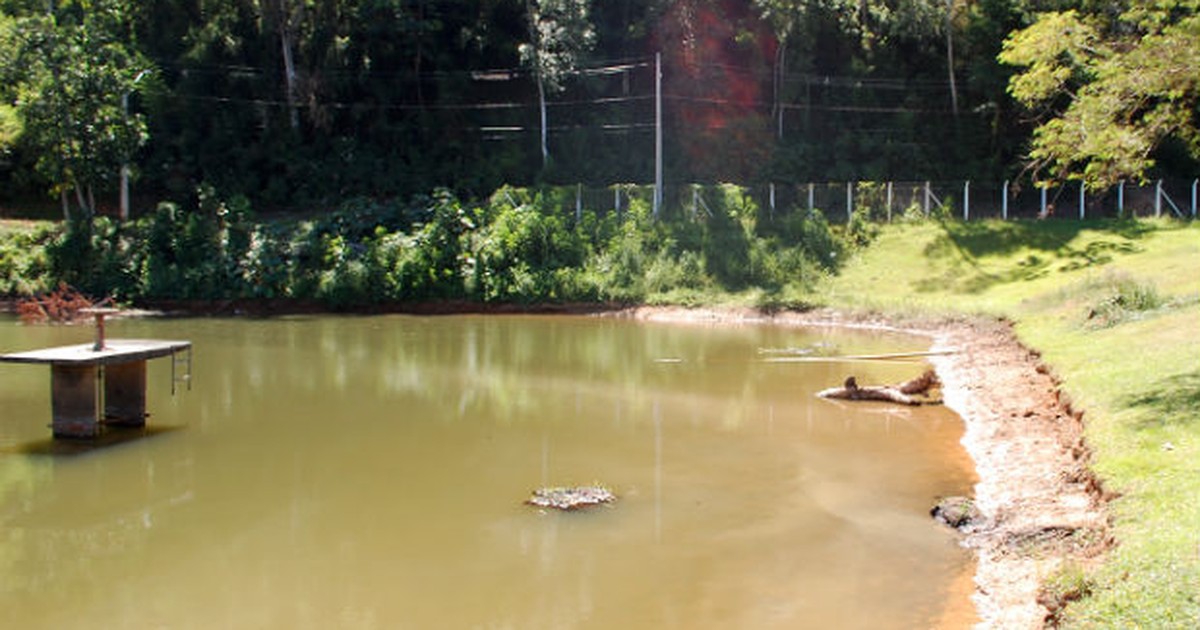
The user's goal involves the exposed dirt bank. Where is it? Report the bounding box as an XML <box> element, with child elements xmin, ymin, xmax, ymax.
<box><xmin>611</xmin><ymin>306</ymin><xmax>1112</xmax><ymax>630</ymax></box>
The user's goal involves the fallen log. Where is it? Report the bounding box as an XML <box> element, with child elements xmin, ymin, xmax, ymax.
<box><xmin>816</xmin><ymin>370</ymin><xmax>941</xmax><ymax>406</ymax></box>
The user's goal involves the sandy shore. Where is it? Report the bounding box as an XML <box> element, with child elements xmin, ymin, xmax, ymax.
<box><xmin>612</xmin><ymin>306</ymin><xmax>1111</xmax><ymax>629</ymax></box>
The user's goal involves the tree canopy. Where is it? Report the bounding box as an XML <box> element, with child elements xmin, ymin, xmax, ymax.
<box><xmin>1001</xmin><ymin>3</ymin><xmax>1200</xmax><ymax>188</ymax></box>
<box><xmin>0</xmin><ymin>0</ymin><xmax>1196</xmax><ymax>211</ymax></box>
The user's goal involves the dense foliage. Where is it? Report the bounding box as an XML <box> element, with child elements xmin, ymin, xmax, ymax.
<box><xmin>1000</xmin><ymin>4</ymin><xmax>1200</xmax><ymax>188</ymax></box>
<box><xmin>3</xmin><ymin>1</ymin><xmax>1194</xmax><ymax>213</ymax></box>
<box><xmin>6</xmin><ymin>185</ymin><xmax>853</xmax><ymax>308</ymax></box>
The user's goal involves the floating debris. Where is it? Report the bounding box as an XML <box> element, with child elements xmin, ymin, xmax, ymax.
<box><xmin>526</xmin><ymin>486</ymin><xmax>616</xmax><ymax>511</ymax></box>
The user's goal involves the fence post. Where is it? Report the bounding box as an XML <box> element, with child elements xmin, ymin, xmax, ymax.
<box><xmin>1079</xmin><ymin>182</ymin><xmax>1085</xmax><ymax>220</ymax></box>
<box><xmin>1002</xmin><ymin>180</ymin><xmax>1009</xmax><ymax>220</ymax></box>
<box><xmin>614</xmin><ymin>185</ymin><xmax>621</xmax><ymax>216</ymax></box>
<box><xmin>1118</xmin><ymin>181</ymin><xmax>1124</xmax><ymax>216</ymax></box>
<box><xmin>924</xmin><ymin>181</ymin><xmax>931</xmax><ymax>216</ymax></box>
<box><xmin>692</xmin><ymin>185</ymin><xmax>699</xmax><ymax>219</ymax></box>
<box><xmin>576</xmin><ymin>183</ymin><xmax>582</xmax><ymax>223</ymax></box>
<box><xmin>963</xmin><ymin>181</ymin><xmax>970</xmax><ymax>221</ymax></box>
<box><xmin>1156</xmin><ymin>180</ymin><xmax>1163</xmax><ymax>217</ymax></box>
<box><xmin>883</xmin><ymin>180</ymin><xmax>892</xmax><ymax>222</ymax></box>
<box><xmin>846</xmin><ymin>182</ymin><xmax>853</xmax><ymax>223</ymax></box>
<box><xmin>1192</xmin><ymin>179</ymin><xmax>1197</xmax><ymax>219</ymax></box>
<box><xmin>1040</xmin><ymin>185</ymin><xmax>1047</xmax><ymax>217</ymax></box>
<box><xmin>808</xmin><ymin>183</ymin><xmax>814</xmax><ymax>212</ymax></box>
<box><xmin>769</xmin><ymin>183</ymin><xmax>776</xmax><ymax>219</ymax></box>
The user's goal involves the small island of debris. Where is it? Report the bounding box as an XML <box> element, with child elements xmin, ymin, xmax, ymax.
<box><xmin>526</xmin><ymin>486</ymin><xmax>616</xmax><ymax>511</ymax></box>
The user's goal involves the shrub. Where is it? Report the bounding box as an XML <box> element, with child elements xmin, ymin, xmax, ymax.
<box><xmin>1086</xmin><ymin>273</ymin><xmax>1163</xmax><ymax>327</ymax></box>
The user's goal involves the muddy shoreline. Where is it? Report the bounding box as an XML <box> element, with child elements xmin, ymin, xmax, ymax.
<box><xmin>615</xmin><ymin>306</ymin><xmax>1111</xmax><ymax>629</ymax></box>
<box><xmin>2</xmin><ymin>299</ymin><xmax>1109</xmax><ymax>627</ymax></box>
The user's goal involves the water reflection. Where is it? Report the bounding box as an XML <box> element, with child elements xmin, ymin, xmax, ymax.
<box><xmin>0</xmin><ymin>314</ymin><xmax>976</xmax><ymax>629</ymax></box>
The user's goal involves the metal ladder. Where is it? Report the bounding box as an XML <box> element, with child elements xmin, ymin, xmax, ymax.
<box><xmin>171</xmin><ymin>346</ymin><xmax>192</xmax><ymax>395</ymax></box>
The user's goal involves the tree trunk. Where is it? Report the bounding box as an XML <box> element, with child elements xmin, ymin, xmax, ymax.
<box><xmin>945</xmin><ymin>0</ymin><xmax>959</xmax><ymax>117</ymax></box>
<box><xmin>774</xmin><ymin>38</ymin><xmax>787</xmax><ymax>140</ymax></box>
<box><xmin>280</xmin><ymin>23</ymin><xmax>299</xmax><ymax>130</ymax></box>
<box><xmin>74</xmin><ymin>183</ymin><xmax>88</xmax><ymax>218</ymax></box>
<box><xmin>538</xmin><ymin>76</ymin><xmax>548</xmax><ymax>168</ymax></box>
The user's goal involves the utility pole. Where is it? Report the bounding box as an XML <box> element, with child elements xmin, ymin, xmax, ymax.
<box><xmin>654</xmin><ymin>52</ymin><xmax>663</xmax><ymax>219</ymax></box>
<box><xmin>120</xmin><ymin>70</ymin><xmax>148</xmax><ymax>222</ymax></box>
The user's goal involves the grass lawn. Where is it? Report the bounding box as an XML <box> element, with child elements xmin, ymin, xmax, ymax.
<box><xmin>821</xmin><ymin>217</ymin><xmax>1200</xmax><ymax>627</ymax></box>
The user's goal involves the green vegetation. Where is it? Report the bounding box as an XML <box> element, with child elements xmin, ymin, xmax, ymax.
<box><xmin>0</xmin><ymin>185</ymin><xmax>845</xmax><ymax>309</ymax></box>
<box><xmin>821</xmin><ymin>217</ymin><xmax>1200</xmax><ymax>627</ymax></box>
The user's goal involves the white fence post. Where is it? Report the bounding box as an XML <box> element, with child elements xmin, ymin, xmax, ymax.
<box><xmin>1118</xmin><ymin>181</ymin><xmax>1124</xmax><ymax>216</ymax></box>
<box><xmin>769</xmin><ymin>183</ymin><xmax>775</xmax><ymax>219</ymax></box>
<box><xmin>1192</xmin><ymin>179</ymin><xmax>1198</xmax><ymax>219</ymax></box>
<box><xmin>1002</xmin><ymin>180</ymin><xmax>1009</xmax><ymax>220</ymax></box>
<box><xmin>808</xmin><ymin>183</ymin><xmax>814</xmax><ymax>212</ymax></box>
<box><xmin>1156</xmin><ymin>180</ymin><xmax>1163</xmax><ymax>217</ymax></box>
<box><xmin>963</xmin><ymin>181</ymin><xmax>970</xmax><ymax>221</ymax></box>
<box><xmin>614</xmin><ymin>185</ymin><xmax>621</xmax><ymax>215</ymax></box>
<box><xmin>1040</xmin><ymin>185</ymin><xmax>1047</xmax><ymax>217</ymax></box>
<box><xmin>883</xmin><ymin>180</ymin><xmax>892</xmax><ymax>222</ymax></box>
<box><xmin>1079</xmin><ymin>182</ymin><xmax>1085</xmax><ymax>220</ymax></box>
<box><xmin>846</xmin><ymin>182</ymin><xmax>853</xmax><ymax>223</ymax></box>
<box><xmin>924</xmin><ymin>181</ymin><xmax>931</xmax><ymax>216</ymax></box>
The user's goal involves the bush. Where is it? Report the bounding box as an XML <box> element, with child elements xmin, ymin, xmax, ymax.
<box><xmin>1086</xmin><ymin>273</ymin><xmax>1163</xmax><ymax>327</ymax></box>
<box><xmin>0</xmin><ymin>223</ymin><xmax>53</xmax><ymax>295</ymax></box>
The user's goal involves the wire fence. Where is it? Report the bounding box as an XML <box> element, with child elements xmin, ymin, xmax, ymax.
<box><xmin>544</xmin><ymin>179</ymin><xmax>1200</xmax><ymax>223</ymax></box>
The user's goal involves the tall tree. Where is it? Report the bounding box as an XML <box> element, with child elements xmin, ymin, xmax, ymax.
<box><xmin>1001</xmin><ymin>5</ymin><xmax>1200</xmax><ymax>188</ymax></box>
<box><xmin>520</xmin><ymin>0</ymin><xmax>595</xmax><ymax>169</ymax></box>
<box><xmin>2</xmin><ymin>0</ymin><xmax>152</xmax><ymax>219</ymax></box>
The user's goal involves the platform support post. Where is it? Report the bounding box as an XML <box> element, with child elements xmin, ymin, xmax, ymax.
<box><xmin>104</xmin><ymin>360</ymin><xmax>147</xmax><ymax>427</ymax></box>
<box><xmin>50</xmin><ymin>364</ymin><xmax>100</xmax><ymax>438</ymax></box>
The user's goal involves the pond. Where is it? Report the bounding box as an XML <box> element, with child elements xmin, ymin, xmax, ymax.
<box><xmin>0</xmin><ymin>314</ymin><xmax>977</xmax><ymax>629</ymax></box>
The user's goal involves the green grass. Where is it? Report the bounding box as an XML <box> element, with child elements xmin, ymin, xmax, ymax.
<box><xmin>819</xmin><ymin>217</ymin><xmax>1200</xmax><ymax>627</ymax></box>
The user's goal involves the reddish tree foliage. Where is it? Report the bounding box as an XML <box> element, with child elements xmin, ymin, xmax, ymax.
<box><xmin>16</xmin><ymin>283</ymin><xmax>110</xmax><ymax>324</ymax></box>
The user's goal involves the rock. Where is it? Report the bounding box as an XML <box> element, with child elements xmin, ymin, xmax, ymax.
<box><xmin>932</xmin><ymin>496</ymin><xmax>980</xmax><ymax>530</ymax></box>
<box><xmin>526</xmin><ymin>486</ymin><xmax>616</xmax><ymax>511</ymax></box>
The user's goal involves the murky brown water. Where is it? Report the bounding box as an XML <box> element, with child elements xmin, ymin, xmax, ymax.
<box><xmin>0</xmin><ymin>314</ymin><xmax>976</xmax><ymax>629</ymax></box>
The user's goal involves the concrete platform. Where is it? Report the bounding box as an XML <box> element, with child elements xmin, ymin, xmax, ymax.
<box><xmin>1</xmin><ymin>339</ymin><xmax>191</xmax><ymax>366</ymax></box>
<box><xmin>2</xmin><ymin>340</ymin><xmax>191</xmax><ymax>439</ymax></box>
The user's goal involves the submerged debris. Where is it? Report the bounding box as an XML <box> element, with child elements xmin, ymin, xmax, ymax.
<box><xmin>931</xmin><ymin>495</ymin><xmax>982</xmax><ymax>531</ymax></box>
<box><xmin>526</xmin><ymin>486</ymin><xmax>616</xmax><ymax>511</ymax></box>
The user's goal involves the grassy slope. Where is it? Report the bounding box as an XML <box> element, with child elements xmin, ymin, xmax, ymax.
<box><xmin>820</xmin><ymin>218</ymin><xmax>1200</xmax><ymax>627</ymax></box>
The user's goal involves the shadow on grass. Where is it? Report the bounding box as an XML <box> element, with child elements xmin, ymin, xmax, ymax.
<box><xmin>914</xmin><ymin>219</ymin><xmax>1149</xmax><ymax>295</ymax></box>
<box><xmin>1126</xmin><ymin>370</ymin><xmax>1200</xmax><ymax>430</ymax></box>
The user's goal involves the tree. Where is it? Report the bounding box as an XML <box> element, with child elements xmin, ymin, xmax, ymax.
<box><xmin>1001</xmin><ymin>6</ymin><xmax>1200</xmax><ymax>188</ymax></box>
<box><xmin>520</xmin><ymin>0</ymin><xmax>595</xmax><ymax>169</ymax></box>
<box><xmin>3</xmin><ymin>1</ymin><xmax>151</xmax><ymax>219</ymax></box>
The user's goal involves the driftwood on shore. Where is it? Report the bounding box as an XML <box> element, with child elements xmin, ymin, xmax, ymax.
<box><xmin>816</xmin><ymin>370</ymin><xmax>941</xmax><ymax>405</ymax></box>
